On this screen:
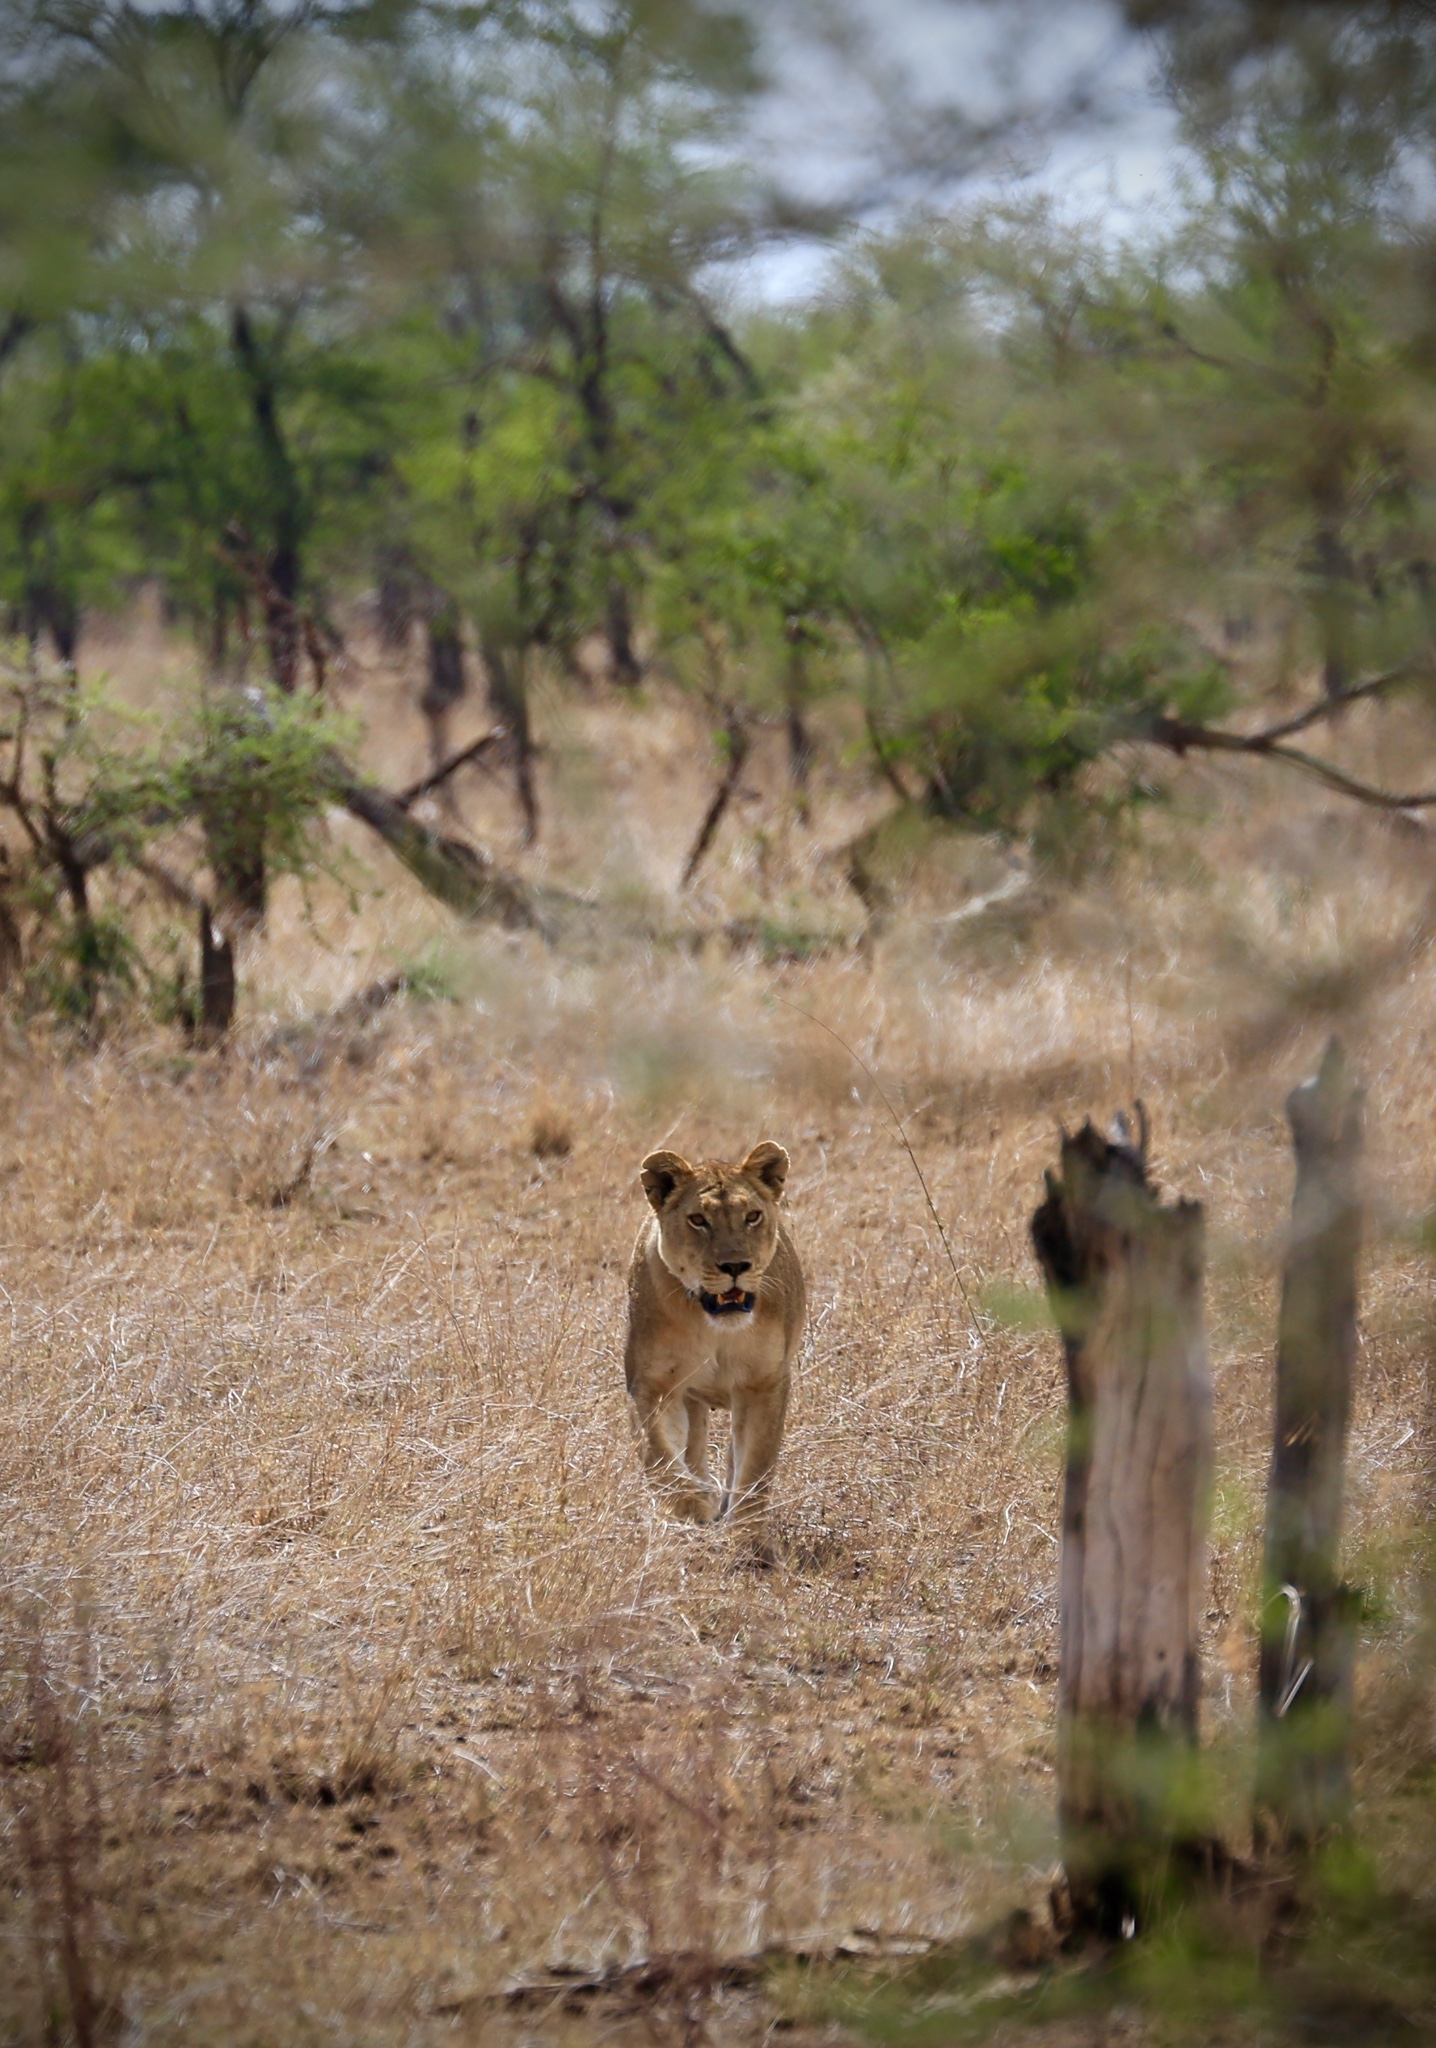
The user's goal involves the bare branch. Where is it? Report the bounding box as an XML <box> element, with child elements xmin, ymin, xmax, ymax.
<box><xmin>1251</xmin><ymin>667</ymin><xmax>1422</xmax><ymax>742</ymax></box>
<box><xmin>1141</xmin><ymin>312</ymin><xmax>1300</xmax><ymax>394</ymax></box>
<box><xmin>681</xmin><ymin>709</ymin><xmax>751</xmax><ymax>890</ymax></box>
<box><xmin>1148</xmin><ymin>709</ymin><xmax>1436</xmax><ymax>810</ymax></box>
<box><xmin>133</xmin><ymin>855</ymin><xmax>204</xmax><ymax>911</ymax></box>
<box><xmin>393</xmin><ymin>729</ymin><xmax>504</xmax><ymax>810</ymax></box>
<box><xmin>864</xmin><ymin>704</ymin><xmax>917</xmax><ymax>805</ymax></box>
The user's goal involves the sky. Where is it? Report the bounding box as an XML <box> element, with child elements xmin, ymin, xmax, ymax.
<box><xmin>737</xmin><ymin>0</ymin><xmax>1184</xmax><ymax>300</ymax></box>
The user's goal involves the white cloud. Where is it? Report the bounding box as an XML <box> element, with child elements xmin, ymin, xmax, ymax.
<box><xmin>730</xmin><ymin>0</ymin><xmax>1184</xmax><ymax>301</ymax></box>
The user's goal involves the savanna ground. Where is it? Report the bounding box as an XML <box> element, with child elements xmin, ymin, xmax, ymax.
<box><xmin>2</xmin><ymin>605</ymin><xmax>1435</xmax><ymax>2046</ymax></box>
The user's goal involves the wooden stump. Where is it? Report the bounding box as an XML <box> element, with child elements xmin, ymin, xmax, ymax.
<box><xmin>1256</xmin><ymin>1039</ymin><xmax>1363</xmax><ymax>1852</ymax></box>
<box><xmin>1032</xmin><ymin>1114</ymin><xmax>1214</xmax><ymax>1934</ymax></box>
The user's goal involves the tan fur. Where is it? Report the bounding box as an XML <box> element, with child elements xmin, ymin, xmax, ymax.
<box><xmin>624</xmin><ymin>1140</ymin><xmax>806</xmax><ymax>1562</ymax></box>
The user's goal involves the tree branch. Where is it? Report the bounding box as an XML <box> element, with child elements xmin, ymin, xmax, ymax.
<box><xmin>0</xmin><ymin>311</ymin><xmax>31</xmax><ymax>374</ymax></box>
<box><xmin>133</xmin><ymin>854</ymin><xmax>204</xmax><ymax>911</ymax></box>
<box><xmin>1147</xmin><ymin>704</ymin><xmax>1436</xmax><ymax>810</ymax></box>
<box><xmin>864</xmin><ymin>703</ymin><xmax>917</xmax><ymax>805</ymax></box>
<box><xmin>1249</xmin><ymin>667</ymin><xmax>1420</xmax><ymax>742</ymax></box>
<box><xmin>1140</xmin><ymin>310</ymin><xmax>1299</xmax><ymax>394</ymax></box>
<box><xmin>393</xmin><ymin>729</ymin><xmax>503</xmax><ymax>809</ymax></box>
<box><xmin>681</xmin><ymin>708</ymin><xmax>751</xmax><ymax>889</ymax></box>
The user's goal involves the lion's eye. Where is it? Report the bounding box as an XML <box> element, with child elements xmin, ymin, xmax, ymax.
<box><xmin>688</xmin><ymin>1213</ymin><xmax>710</xmax><ymax>1231</ymax></box>
<box><xmin>745</xmin><ymin>1210</ymin><xmax>762</xmax><ymax>1226</ymax></box>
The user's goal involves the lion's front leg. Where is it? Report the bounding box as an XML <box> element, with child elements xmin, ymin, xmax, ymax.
<box><xmin>725</xmin><ymin>1378</ymin><xmax>789</xmax><ymax>1563</ymax></box>
<box><xmin>633</xmin><ymin>1385</ymin><xmax>722</xmax><ymax>1524</ymax></box>
<box><xmin>685</xmin><ymin>1396</ymin><xmax>714</xmax><ymax>1486</ymax></box>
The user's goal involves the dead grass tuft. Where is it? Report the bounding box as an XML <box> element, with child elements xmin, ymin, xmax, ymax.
<box><xmin>530</xmin><ymin>1103</ymin><xmax>576</xmax><ymax>1160</ymax></box>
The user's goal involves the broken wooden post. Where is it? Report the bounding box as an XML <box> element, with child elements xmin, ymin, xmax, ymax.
<box><xmin>1256</xmin><ymin>1038</ymin><xmax>1363</xmax><ymax>1852</ymax></box>
<box><xmin>1032</xmin><ymin>1112</ymin><xmax>1214</xmax><ymax>1934</ymax></box>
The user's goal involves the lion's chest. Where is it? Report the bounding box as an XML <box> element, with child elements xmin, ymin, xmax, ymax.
<box><xmin>669</xmin><ymin>1315</ymin><xmax>785</xmax><ymax>1405</ymax></box>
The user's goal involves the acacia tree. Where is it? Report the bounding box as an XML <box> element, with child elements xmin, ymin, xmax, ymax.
<box><xmin>0</xmin><ymin>0</ymin><xmax>589</xmax><ymax>985</ymax></box>
<box><xmin>369</xmin><ymin>0</ymin><xmax>776</xmax><ymax>841</ymax></box>
<box><xmin>1067</xmin><ymin>1</ymin><xmax>1436</xmax><ymax>812</ymax></box>
<box><xmin>1127</xmin><ymin>4</ymin><xmax>1436</xmax><ymax>697</ymax></box>
<box><xmin>503</xmin><ymin>0</ymin><xmax>765</xmax><ymax>685</ymax></box>
<box><xmin>733</xmin><ymin>225</ymin><xmax>1223</xmax><ymax>851</ymax></box>
<box><xmin>0</xmin><ymin>0</ymin><xmax>429</xmax><ymax>689</ymax></box>
<box><xmin>788</xmin><ymin>0</ymin><xmax>1436</xmax><ymax>848</ymax></box>
<box><xmin>0</xmin><ymin>1</ymin><xmax>454</xmax><ymax>927</ymax></box>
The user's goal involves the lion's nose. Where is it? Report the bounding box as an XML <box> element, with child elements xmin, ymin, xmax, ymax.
<box><xmin>718</xmin><ymin>1260</ymin><xmax>751</xmax><ymax>1280</ymax></box>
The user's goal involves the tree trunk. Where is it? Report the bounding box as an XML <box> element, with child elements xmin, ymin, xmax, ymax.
<box><xmin>48</xmin><ymin>833</ymin><xmax>101</xmax><ymax>1024</ymax></box>
<box><xmin>0</xmin><ymin>879</ymin><xmax>22</xmax><ymax>992</ymax></box>
<box><xmin>785</xmin><ymin>630</ymin><xmax>814</xmax><ymax>823</ymax></box>
<box><xmin>190</xmin><ymin>903</ymin><xmax>236</xmax><ymax>1048</ymax></box>
<box><xmin>230</xmin><ymin>305</ymin><xmax>304</xmax><ymax>695</ymax></box>
<box><xmin>1256</xmin><ymin>1038</ymin><xmax>1363</xmax><ymax>1852</ymax></box>
<box><xmin>204</xmin><ymin>804</ymin><xmax>266</xmax><ymax>931</ymax></box>
<box><xmin>479</xmin><ymin>633</ymin><xmax>538</xmax><ymax>846</ymax></box>
<box><xmin>1032</xmin><ymin>1116</ymin><xmax>1214</xmax><ymax>1936</ymax></box>
<box><xmin>45</xmin><ymin>589</ymin><xmax>79</xmax><ymax>676</ymax></box>
<box><xmin>206</xmin><ymin>591</ymin><xmax>229</xmax><ymax>680</ymax></box>
<box><xmin>264</xmin><ymin>543</ymin><xmax>301</xmax><ymax>694</ymax></box>
<box><xmin>421</xmin><ymin>593</ymin><xmax>467</xmax><ymax>786</ymax></box>
<box><xmin>606</xmin><ymin>577</ymin><xmax>642</xmax><ymax>686</ymax></box>
<box><xmin>22</xmin><ymin>578</ymin><xmax>79</xmax><ymax>676</ymax></box>
<box><xmin>376</xmin><ymin>551</ymin><xmax>417</xmax><ymax>651</ymax></box>
<box><xmin>1313</xmin><ymin>516</ymin><xmax>1356</xmax><ymax>703</ymax></box>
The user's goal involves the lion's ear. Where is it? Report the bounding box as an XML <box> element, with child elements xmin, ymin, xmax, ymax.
<box><xmin>641</xmin><ymin>1150</ymin><xmax>695</xmax><ymax>1212</ymax></box>
<box><xmin>740</xmin><ymin>1141</ymin><xmax>789</xmax><ymax>1200</ymax></box>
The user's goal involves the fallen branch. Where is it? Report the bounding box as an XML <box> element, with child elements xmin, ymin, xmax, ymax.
<box><xmin>132</xmin><ymin>854</ymin><xmax>204</xmax><ymax>912</ymax></box>
<box><xmin>497</xmin><ymin>1931</ymin><xmax>935</xmax><ymax>2011</ymax></box>
<box><xmin>261</xmin><ymin>973</ymin><xmax>410</xmax><ymax>1066</ymax></box>
<box><xmin>325</xmin><ymin>758</ymin><xmax>551</xmax><ymax>931</ymax></box>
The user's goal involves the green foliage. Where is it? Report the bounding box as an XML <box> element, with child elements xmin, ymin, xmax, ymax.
<box><xmin>6</xmin><ymin>0</ymin><xmax>1436</xmax><ymax>924</ymax></box>
<box><xmin>780</xmin><ymin>1773</ymin><xmax>1436</xmax><ymax>2047</ymax></box>
<box><xmin>0</xmin><ymin>658</ymin><xmax>347</xmax><ymax>1028</ymax></box>
<box><xmin>399</xmin><ymin>941</ymin><xmax>466</xmax><ymax>1005</ymax></box>
<box><xmin>26</xmin><ymin>906</ymin><xmax>139</xmax><ymax>1026</ymax></box>
<box><xmin>61</xmin><ymin>686</ymin><xmax>344</xmax><ymax>877</ymax></box>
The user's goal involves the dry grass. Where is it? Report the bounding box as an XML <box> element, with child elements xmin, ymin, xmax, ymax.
<box><xmin>1</xmin><ymin>615</ymin><xmax>1434</xmax><ymax>2045</ymax></box>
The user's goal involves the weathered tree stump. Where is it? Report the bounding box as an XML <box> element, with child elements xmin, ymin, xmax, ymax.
<box><xmin>1032</xmin><ymin>1113</ymin><xmax>1214</xmax><ymax>1935</ymax></box>
<box><xmin>1256</xmin><ymin>1039</ymin><xmax>1363</xmax><ymax>1852</ymax></box>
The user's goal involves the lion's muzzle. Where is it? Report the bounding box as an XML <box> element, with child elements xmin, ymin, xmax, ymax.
<box><xmin>699</xmin><ymin>1285</ymin><xmax>755</xmax><ymax>1317</ymax></box>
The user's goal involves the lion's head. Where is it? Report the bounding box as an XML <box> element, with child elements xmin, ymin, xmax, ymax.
<box><xmin>640</xmin><ymin>1141</ymin><xmax>790</xmax><ymax>1319</ymax></box>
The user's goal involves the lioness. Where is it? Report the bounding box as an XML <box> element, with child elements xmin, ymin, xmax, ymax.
<box><xmin>624</xmin><ymin>1141</ymin><xmax>806</xmax><ymax>1559</ymax></box>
